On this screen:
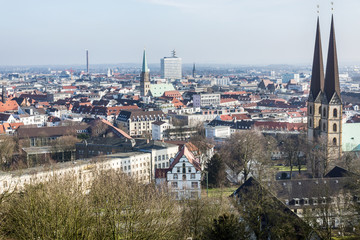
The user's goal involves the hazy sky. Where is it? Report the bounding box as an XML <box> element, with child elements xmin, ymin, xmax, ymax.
<box><xmin>1</xmin><ymin>0</ymin><xmax>359</xmax><ymax>66</ymax></box>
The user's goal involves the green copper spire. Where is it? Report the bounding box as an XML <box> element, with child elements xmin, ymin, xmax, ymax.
<box><xmin>142</xmin><ymin>49</ymin><xmax>149</xmax><ymax>73</ymax></box>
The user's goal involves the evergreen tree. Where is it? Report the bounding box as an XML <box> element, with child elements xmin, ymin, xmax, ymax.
<box><xmin>205</xmin><ymin>153</ymin><xmax>225</xmax><ymax>188</ymax></box>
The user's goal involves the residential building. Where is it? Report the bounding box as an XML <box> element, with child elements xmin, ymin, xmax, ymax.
<box><xmin>193</xmin><ymin>93</ymin><xmax>220</xmax><ymax>108</ymax></box>
<box><xmin>116</xmin><ymin>109</ymin><xmax>166</xmax><ymax>137</ymax></box>
<box><xmin>155</xmin><ymin>146</ymin><xmax>202</xmax><ymax>200</ymax></box>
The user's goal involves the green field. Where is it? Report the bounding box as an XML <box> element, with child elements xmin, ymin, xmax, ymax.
<box><xmin>202</xmin><ymin>187</ymin><xmax>239</xmax><ymax>198</ymax></box>
<box><xmin>272</xmin><ymin>165</ymin><xmax>307</xmax><ymax>172</ymax></box>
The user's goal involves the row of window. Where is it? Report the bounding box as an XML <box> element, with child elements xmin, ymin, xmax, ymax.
<box><xmin>309</xmin><ymin>120</ymin><xmax>338</xmax><ymax>132</ymax></box>
<box><xmin>173</xmin><ymin>173</ymin><xmax>196</xmax><ymax>180</ymax></box>
<box><xmin>171</xmin><ymin>181</ymin><xmax>199</xmax><ymax>188</ymax></box>
<box><xmin>309</xmin><ymin>106</ymin><xmax>338</xmax><ymax>118</ymax></box>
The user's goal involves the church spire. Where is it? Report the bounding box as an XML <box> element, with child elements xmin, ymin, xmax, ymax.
<box><xmin>324</xmin><ymin>15</ymin><xmax>341</xmax><ymax>101</ymax></box>
<box><xmin>142</xmin><ymin>49</ymin><xmax>149</xmax><ymax>73</ymax></box>
<box><xmin>309</xmin><ymin>17</ymin><xmax>324</xmax><ymax>101</ymax></box>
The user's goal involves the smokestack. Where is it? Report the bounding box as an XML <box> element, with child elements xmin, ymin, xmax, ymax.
<box><xmin>86</xmin><ymin>49</ymin><xmax>89</xmax><ymax>73</ymax></box>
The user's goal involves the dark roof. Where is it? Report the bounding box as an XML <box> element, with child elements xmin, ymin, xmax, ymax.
<box><xmin>117</xmin><ymin>110</ymin><xmax>165</xmax><ymax>122</ymax></box>
<box><xmin>309</xmin><ymin>17</ymin><xmax>325</xmax><ymax>101</ymax></box>
<box><xmin>136</xmin><ymin>140</ymin><xmax>177</xmax><ymax>150</ymax></box>
<box><xmin>231</xmin><ymin>177</ymin><xmax>322</xmax><ymax>240</ymax></box>
<box><xmin>0</xmin><ymin>113</ymin><xmax>11</xmax><ymax>121</ymax></box>
<box><xmin>16</xmin><ymin>125</ymin><xmax>88</xmax><ymax>138</ymax></box>
<box><xmin>324</xmin><ymin>166</ymin><xmax>358</xmax><ymax>178</ymax></box>
<box><xmin>324</xmin><ymin>15</ymin><xmax>341</xmax><ymax>102</ymax></box>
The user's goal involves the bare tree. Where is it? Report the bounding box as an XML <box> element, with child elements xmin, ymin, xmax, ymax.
<box><xmin>221</xmin><ymin>130</ymin><xmax>268</xmax><ymax>183</ymax></box>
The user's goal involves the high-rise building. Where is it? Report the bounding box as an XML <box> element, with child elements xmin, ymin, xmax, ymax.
<box><xmin>140</xmin><ymin>49</ymin><xmax>151</xmax><ymax>97</ymax></box>
<box><xmin>307</xmin><ymin>15</ymin><xmax>342</xmax><ymax>174</ymax></box>
<box><xmin>192</xmin><ymin>63</ymin><xmax>196</xmax><ymax>78</ymax></box>
<box><xmin>86</xmin><ymin>49</ymin><xmax>89</xmax><ymax>73</ymax></box>
<box><xmin>160</xmin><ymin>50</ymin><xmax>182</xmax><ymax>80</ymax></box>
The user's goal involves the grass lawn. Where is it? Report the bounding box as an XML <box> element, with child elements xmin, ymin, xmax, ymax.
<box><xmin>272</xmin><ymin>165</ymin><xmax>307</xmax><ymax>172</ymax></box>
<box><xmin>202</xmin><ymin>187</ymin><xmax>239</xmax><ymax>198</ymax></box>
<box><xmin>332</xmin><ymin>237</ymin><xmax>360</xmax><ymax>240</ymax></box>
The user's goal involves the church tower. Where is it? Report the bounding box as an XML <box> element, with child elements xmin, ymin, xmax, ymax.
<box><xmin>140</xmin><ymin>49</ymin><xmax>151</xmax><ymax>97</ymax></box>
<box><xmin>307</xmin><ymin>15</ymin><xmax>342</xmax><ymax>172</ymax></box>
<box><xmin>320</xmin><ymin>15</ymin><xmax>342</xmax><ymax>162</ymax></box>
<box><xmin>307</xmin><ymin>17</ymin><xmax>325</xmax><ymax>142</ymax></box>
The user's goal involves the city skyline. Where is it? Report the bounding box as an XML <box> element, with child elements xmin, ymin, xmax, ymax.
<box><xmin>1</xmin><ymin>0</ymin><xmax>360</xmax><ymax>66</ymax></box>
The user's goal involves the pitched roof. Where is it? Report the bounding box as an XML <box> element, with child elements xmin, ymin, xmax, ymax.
<box><xmin>0</xmin><ymin>100</ymin><xmax>19</xmax><ymax>112</ymax></box>
<box><xmin>99</xmin><ymin>119</ymin><xmax>132</xmax><ymax>140</ymax></box>
<box><xmin>170</xmin><ymin>145</ymin><xmax>201</xmax><ymax>171</ymax></box>
<box><xmin>324</xmin><ymin>15</ymin><xmax>341</xmax><ymax>102</ymax></box>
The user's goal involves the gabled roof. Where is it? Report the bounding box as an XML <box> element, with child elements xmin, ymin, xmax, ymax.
<box><xmin>324</xmin><ymin>166</ymin><xmax>358</xmax><ymax>178</ymax></box>
<box><xmin>170</xmin><ymin>145</ymin><xmax>201</xmax><ymax>171</ymax></box>
<box><xmin>99</xmin><ymin>119</ymin><xmax>132</xmax><ymax>140</ymax></box>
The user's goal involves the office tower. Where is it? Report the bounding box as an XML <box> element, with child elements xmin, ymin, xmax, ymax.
<box><xmin>307</xmin><ymin>15</ymin><xmax>342</xmax><ymax>174</ymax></box>
<box><xmin>192</xmin><ymin>63</ymin><xmax>196</xmax><ymax>78</ymax></box>
<box><xmin>140</xmin><ymin>49</ymin><xmax>151</xmax><ymax>97</ymax></box>
<box><xmin>160</xmin><ymin>50</ymin><xmax>182</xmax><ymax>80</ymax></box>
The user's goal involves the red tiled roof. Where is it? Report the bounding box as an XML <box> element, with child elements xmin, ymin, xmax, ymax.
<box><xmin>0</xmin><ymin>100</ymin><xmax>19</xmax><ymax>112</ymax></box>
<box><xmin>223</xmin><ymin>91</ymin><xmax>247</xmax><ymax>95</ymax></box>
<box><xmin>220</xmin><ymin>98</ymin><xmax>238</xmax><ymax>104</ymax></box>
<box><xmin>220</xmin><ymin>115</ymin><xmax>233</xmax><ymax>121</ymax></box>
<box><xmin>62</xmin><ymin>86</ymin><xmax>77</xmax><ymax>90</ymax></box>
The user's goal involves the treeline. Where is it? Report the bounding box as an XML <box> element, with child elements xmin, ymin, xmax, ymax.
<box><xmin>0</xmin><ymin>170</ymin><xmax>246</xmax><ymax>240</ymax></box>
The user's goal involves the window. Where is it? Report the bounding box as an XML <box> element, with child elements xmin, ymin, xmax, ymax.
<box><xmin>309</xmin><ymin>119</ymin><xmax>312</xmax><ymax>128</ymax></box>
<box><xmin>191</xmin><ymin>173</ymin><xmax>195</xmax><ymax>179</ymax></box>
<box><xmin>294</xmin><ymin>198</ymin><xmax>300</xmax><ymax>206</ymax></box>
<box><xmin>171</xmin><ymin>182</ymin><xmax>178</xmax><ymax>188</ymax></box>
<box><xmin>323</xmin><ymin>108</ymin><xmax>326</xmax><ymax>117</ymax></box>
<box><xmin>304</xmin><ymin>198</ymin><xmax>309</xmax><ymax>205</ymax></box>
<box><xmin>173</xmin><ymin>173</ymin><xmax>178</xmax><ymax>180</ymax></box>
<box><xmin>333</xmin><ymin>123</ymin><xmax>337</xmax><ymax>132</ymax></box>
<box><xmin>318</xmin><ymin>120</ymin><xmax>321</xmax><ymax>129</ymax></box>
<box><xmin>323</xmin><ymin>123</ymin><xmax>326</xmax><ymax>131</ymax></box>
<box><xmin>182</xmin><ymin>163</ymin><xmax>186</xmax><ymax>174</ymax></box>
<box><xmin>177</xmin><ymin>167</ymin><xmax>180</xmax><ymax>173</ymax></box>
<box><xmin>188</xmin><ymin>168</ymin><xmax>192</xmax><ymax>173</ymax></box>
<box><xmin>318</xmin><ymin>106</ymin><xmax>321</xmax><ymax>115</ymax></box>
<box><xmin>333</xmin><ymin>108</ymin><xmax>337</xmax><ymax>117</ymax></box>
<box><xmin>333</xmin><ymin>138</ymin><xmax>337</xmax><ymax>146</ymax></box>
<box><xmin>191</xmin><ymin>182</ymin><xmax>198</xmax><ymax>188</ymax></box>
<box><xmin>155</xmin><ymin>156</ymin><xmax>157</xmax><ymax>162</ymax></box>
<box><xmin>309</xmin><ymin>106</ymin><xmax>313</xmax><ymax>115</ymax></box>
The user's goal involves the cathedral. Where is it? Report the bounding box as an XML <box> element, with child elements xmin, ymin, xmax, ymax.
<box><xmin>307</xmin><ymin>15</ymin><xmax>343</xmax><ymax>173</ymax></box>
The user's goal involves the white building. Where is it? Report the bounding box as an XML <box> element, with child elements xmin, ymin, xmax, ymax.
<box><xmin>193</xmin><ymin>93</ymin><xmax>221</xmax><ymax>108</ymax></box>
<box><xmin>155</xmin><ymin>146</ymin><xmax>202</xmax><ymax>200</ymax></box>
<box><xmin>205</xmin><ymin>125</ymin><xmax>231</xmax><ymax>139</ymax></box>
<box><xmin>152</xmin><ymin>120</ymin><xmax>172</xmax><ymax>140</ymax></box>
<box><xmin>0</xmin><ymin>151</ymin><xmax>152</xmax><ymax>195</ymax></box>
<box><xmin>160</xmin><ymin>50</ymin><xmax>182</xmax><ymax>80</ymax></box>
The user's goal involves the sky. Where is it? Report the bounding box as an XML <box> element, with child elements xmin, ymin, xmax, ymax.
<box><xmin>0</xmin><ymin>0</ymin><xmax>360</xmax><ymax>66</ymax></box>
